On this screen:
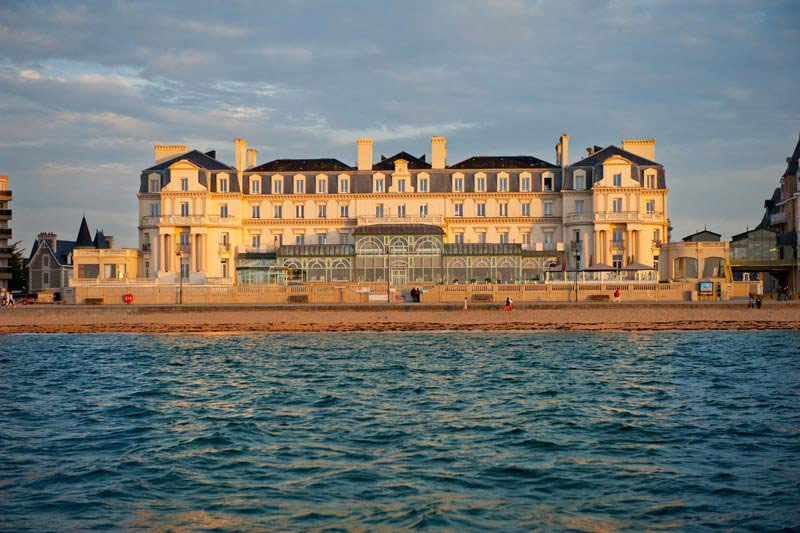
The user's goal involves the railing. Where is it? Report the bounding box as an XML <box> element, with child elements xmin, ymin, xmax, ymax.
<box><xmin>770</xmin><ymin>212</ymin><xmax>787</xmax><ymax>225</ymax></box>
<box><xmin>357</xmin><ymin>215</ymin><xmax>444</xmax><ymax>226</ymax></box>
<box><xmin>245</xmin><ymin>246</ymin><xmax>277</xmax><ymax>254</ymax></box>
<box><xmin>140</xmin><ymin>214</ymin><xmax>234</xmax><ymax>226</ymax></box>
<box><xmin>0</xmin><ymin>247</ymin><xmax>11</xmax><ymax>255</ymax></box>
<box><xmin>141</xmin><ymin>243</ymin><xmax>151</xmax><ymax>252</ymax></box>
<box><xmin>565</xmin><ymin>212</ymin><xmax>593</xmax><ymax>224</ymax></box>
<box><xmin>522</xmin><ymin>242</ymin><xmax>564</xmax><ymax>252</ymax></box>
<box><xmin>0</xmin><ymin>228</ymin><xmax>11</xmax><ymax>236</ymax></box>
<box><xmin>595</xmin><ymin>211</ymin><xmax>664</xmax><ymax>222</ymax></box>
<box><xmin>176</xmin><ymin>243</ymin><xmax>191</xmax><ymax>253</ymax></box>
<box><xmin>570</xmin><ymin>240</ymin><xmax>582</xmax><ymax>250</ymax></box>
<box><xmin>0</xmin><ymin>209</ymin><xmax>11</xmax><ymax>217</ymax></box>
<box><xmin>0</xmin><ymin>189</ymin><xmax>11</xmax><ymax>196</ymax></box>
<box><xmin>610</xmin><ymin>240</ymin><xmax>625</xmax><ymax>249</ymax></box>
<box><xmin>219</xmin><ymin>243</ymin><xmax>231</xmax><ymax>253</ymax></box>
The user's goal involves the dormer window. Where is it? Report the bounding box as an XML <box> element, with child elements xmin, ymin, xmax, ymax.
<box><xmin>419</xmin><ymin>177</ymin><xmax>429</xmax><ymax>192</ymax></box>
<box><xmin>542</xmin><ymin>173</ymin><xmax>554</xmax><ymax>192</ymax></box>
<box><xmin>397</xmin><ymin>179</ymin><xmax>406</xmax><ymax>193</ymax></box>
<box><xmin>250</xmin><ymin>178</ymin><xmax>260</xmax><ymax>194</ymax></box>
<box><xmin>149</xmin><ymin>178</ymin><xmax>160</xmax><ymax>192</ymax></box>
<box><xmin>181</xmin><ymin>178</ymin><xmax>188</xmax><ymax>191</ymax></box>
<box><xmin>273</xmin><ymin>176</ymin><xmax>283</xmax><ymax>194</ymax></box>
<box><xmin>498</xmin><ymin>175</ymin><xmax>508</xmax><ymax>192</ymax></box>
<box><xmin>476</xmin><ymin>176</ymin><xmax>486</xmax><ymax>192</ymax></box>
<box><xmin>374</xmin><ymin>176</ymin><xmax>384</xmax><ymax>193</ymax></box>
<box><xmin>317</xmin><ymin>176</ymin><xmax>327</xmax><ymax>194</ymax></box>
<box><xmin>521</xmin><ymin>175</ymin><xmax>531</xmax><ymax>192</ymax></box>
<box><xmin>295</xmin><ymin>177</ymin><xmax>305</xmax><ymax>194</ymax></box>
<box><xmin>613</xmin><ymin>173</ymin><xmax>622</xmax><ymax>187</ymax></box>
<box><xmin>218</xmin><ymin>177</ymin><xmax>229</xmax><ymax>193</ymax></box>
<box><xmin>574</xmin><ymin>172</ymin><xmax>586</xmax><ymax>190</ymax></box>
<box><xmin>453</xmin><ymin>176</ymin><xmax>463</xmax><ymax>192</ymax></box>
<box><xmin>645</xmin><ymin>172</ymin><xmax>657</xmax><ymax>189</ymax></box>
<box><xmin>339</xmin><ymin>176</ymin><xmax>349</xmax><ymax>193</ymax></box>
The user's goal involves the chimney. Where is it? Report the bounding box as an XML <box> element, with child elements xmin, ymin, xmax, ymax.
<box><xmin>621</xmin><ymin>138</ymin><xmax>656</xmax><ymax>161</ymax></box>
<box><xmin>154</xmin><ymin>144</ymin><xmax>188</xmax><ymax>164</ymax></box>
<box><xmin>234</xmin><ymin>138</ymin><xmax>247</xmax><ymax>171</ymax></box>
<box><xmin>37</xmin><ymin>232</ymin><xmax>57</xmax><ymax>252</ymax></box>
<box><xmin>105</xmin><ymin>235</ymin><xmax>114</xmax><ymax>248</ymax></box>
<box><xmin>357</xmin><ymin>138</ymin><xmax>373</xmax><ymax>171</ymax></box>
<box><xmin>431</xmin><ymin>136</ymin><xmax>447</xmax><ymax>169</ymax></box>
<box><xmin>247</xmin><ymin>148</ymin><xmax>258</xmax><ymax>169</ymax></box>
<box><xmin>555</xmin><ymin>133</ymin><xmax>569</xmax><ymax>168</ymax></box>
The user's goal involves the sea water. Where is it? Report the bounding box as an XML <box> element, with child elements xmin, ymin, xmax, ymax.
<box><xmin>0</xmin><ymin>332</ymin><xmax>798</xmax><ymax>531</ymax></box>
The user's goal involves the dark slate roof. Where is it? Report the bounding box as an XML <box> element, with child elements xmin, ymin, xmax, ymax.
<box><xmin>784</xmin><ymin>132</ymin><xmax>800</xmax><ymax>177</ymax></box>
<box><xmin>731</xmin><ymin>227</ymin><xmax>777</xmax><ymax>242</ymax></box>
<box><xmin>448</xmin><ymin>156</ymin><xmax>557</xmax><ymax>170</ymax></box>
<box><xmin>27</xmin><ymin>239</ymin><xmax>76</xmax><ymax>266</ymax></box>
<box><xmin>444</xmin><ymin>243</ymin><xmax>522</xmax><ymax>256</ymax></box>
<box><xmin>682</xmin><ymin>230</ymin><xmax>722</xmax><ymax>242</ymax></box>
<box><xmin>248</xmin><ymin>159</ymin><xmax>354</xmax><ymax>172</ymax></box>
<box><xmin>278</xmin><ymin>244</ymin><xmax>355</xmax><ymax>257</ymax></box>
<box><xmin>353</xmin><ymin>224</ymin><xmax>444</xmax><ymax>236</ymax></box>
<box><xmin>571</xmin><ymin>145</ymin><xmax>659</xmax><ymax>167</ymax></box>
<box><xmin>372</xmin><ymin>151</ymin><xmax>431</xmax><ymax>171</ymax></box>
<box><xmin>758</xmin><ymin>187</ymin><xmax>782</xmax><ymax>228</ymax></box>
<box><xmin>144</xmin><ymin>149</ymin><xmax>234</xmax><ymax>171</ymax></box>
<box><xmin>75</xmin><ymin>217</ymin><xmax>94</xmax><ymax>248</ymax></box>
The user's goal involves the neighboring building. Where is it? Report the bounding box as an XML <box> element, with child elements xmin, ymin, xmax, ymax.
<box><xmin>0</xmin><ymin>175</ymin><xmax>11</xmax><ymax>290</ymax></box>
<box><xmin>682</xmin><ymin>230</ymin><xmax>721</xmax><ymax>243</ymax></box>
<box><xmin>136</xmin><ymin>135</ymin><xmax>669</xmax><ymax>284</ymax></box>
<box><xmin>26</xmin><ymin>232</ymin><xmax>75</xmax><ymax>294</ymax></box>
<box><xmin>659</xmin><ymin>231</ymin><xmax>729</xmax><ymax>281</ymax></box>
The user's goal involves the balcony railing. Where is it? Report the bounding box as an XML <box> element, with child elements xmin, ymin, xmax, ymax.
<box><xmin>565</xmin><ymin>212</ymin><xmax>593</xmax><ymax>224</ymax></box>
<box><xmin>175</xmin><ymin>243</ymin><xmax>191</xmax><ymax>254</ymax></box>
<box><xmin>141</xmin><ymin>243</ymin><xmax>151</xmax><ymax>252</ymax></box>
<box><xmin>770</xmin><ymin>212</ymin><xmax>787</xmax><ymax>225</ymax></box>
<box><xmin>610</xmin><ymin>240</ymin><xmax>625</xmax><ymax>249</ymax></box>
<box><xmin>0</xmin><ymin>228</ymin><xmax>11</xmax><ymax>236</ymax></box>
<box><xmin>219</xmin><ymin>243</ymin><xmax>232</xmax><ymax>253</ymax></box>
<box><xmin>522</xmin><ymin>242</ymin><xmax>564</xmax><ymax>252</ymax></box>
<box><xmin>595</xmin><ymin>211</ymin><xmax>664</xmax><ymax>222</ymax></box>
<box><xmin>245</xmin><ymin>246</ymin><xmax>278</xmax><ymax>254</ymax></box>
<box><xmin>0</xmin><ymin>209</ymin><xmax>11</xmax><ymax>218</ymax></box>
<box><xmin>141</xmin><ymin>214</ymin><xmax>235</xmax><ymax>226</ymax></box>
<box><xmin>0</xmin><ymin>189</ymin><xmax>11</xmax><ymax>197</ymax></box>
<box><xmin>570</xmin><ymin>240</ymin><xmax>583</xmax><ymax>250</ymax></box>
<box><xmin>357</xmin><ymin>215</ymin><xmax>444</xmax><ymax>226</ymax></box>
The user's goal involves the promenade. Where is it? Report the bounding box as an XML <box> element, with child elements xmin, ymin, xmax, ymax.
<box><xmin>1</xmin><ymin>302</ymin><xmax>798</xmax><ymax>334</ymax></box>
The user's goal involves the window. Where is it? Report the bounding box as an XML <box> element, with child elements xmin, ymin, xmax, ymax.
<box><xmin>375</xmin><ymin>178</ymin><xmax>384</xmax><ymax>192</ymax></box>
<box><xmin>543</xmin><ymin>201</ymin><xmax>553</xmax><ymax>216</ymax></box>
<box><xmin>454</xmin><ymin>203</ymin><xmax>463</xmax><ymax>217</ymax></box>
<box><xmin>646</xmin><ymin>173</ymin><xmax>656</xmax><ymax>189</ymax></box>
<box><xmin>574</xmin><ymin>174</ymin><xmax>585</xmax><ymax>190</ymax></box>
<box><xmin>499</xmin><ymin>232</ymin><xmax>509</xmax><ymax>244</ymax></box>
<box><xmin>317</xmin><ymin>233</ymin><xmax>327</xmax><ymax>245</ymax></box>
<box><xmin>478</xmin><ymin>232</ymin><xmax>487</xmax><ymax>244</ymax></box>
<box><xmin>43</xmin><ymin>271</ymin><xmax>50</xmax><ymax>287</ymax></box>
<box><xmin>252</xmin><ymin>205</ymin><xmax>260</xmax><ymax>219</ymax></box>
<box><xmin>150</xmin><ymin>203</ymin><xmax>160</xmax><ymax>217</ymax></box>
<box><xmin>220</xmin><ymin>204</ymin><xmax>228</xmax><ymax>218</ymax></box>
<box><xmin>612</xmin><ymin>229</ymin><xmax>623</xmax><ymax>242</ymax></box>
<box><xmin>575</xmin><ymin>200</ymin><xmax>584</xmax><ymax>213</ymax></box>
<box><xmin>221</xmin><ymin>260</ymin><xmax>229</xmax><ymax>278</ymax></box>
<box><xmin>653</xmin><ymin>255</ymin><xmax>659</xmax><ymax>271</ymax></box>
<box><xmin>252</xmin><ymin>234</ymin><xmax>261</xmax><ymax>248</ymax></box>
<box><xmin>454</xmin><ymin>177</ymin><xmax>463</xmax><ymax>192</ymax></box>
<box><xmin>273</xmin><ymin>178</ymin><xmax>283</xmax><ymax>194</ymax></box>
<box><xmin>318</xmin><ymin>204</ymin><xmax>326</xmax><ymax>218</ymax></box>
<box><xmin>499</xmin><ymin>202</ymin><xmax>508</xmax><ymax>216</ymax></box>
<box><xmin>397</xmin><ymin>180</ymin><xmax>406</xmax><ymax>193</ymax></box>
<box><xmin>477</xmin><ymin>203</ymin><xmax>486</xmax><ymax>217</ymax></box>
<box><xmin>612</xmin><ymin>198</ymin><xmax>622</xmax><ymax>212</ymax></box>
<box><xmin>544</xmin><ymin>232</ymin><xmax>553</xmax><ymax>244</ymax></box>
<box><xmin>397</xmin><ymin>204</ymin><xmax>406</xmax><ymax>218</ymax></box>
<box><xmin>522</xmin><ymin>202</ymin><xmax>531</xmax><ymax>217</ymax></box>
<box><xmin>419</xmin><ymin>178</ymin><xmax>428</xmax><ymax>192</ymax></box>
<box><xmin>181</xmin><ymin>178</ymin><xmax>188</xmax><ymax>191</ymax></box>
<box><xmin>339</xmin><ymin>178</ymin><xmax>349</xmax><ymax>193</ymax></box>
<box><xmin>295</xmin><ymin>179</ymin><xmax>305</xmax><ymax>194</ymax></box>
<box><xmin>419</xmin><ymin>204</ymin><xmax>428</xmax><ymax>217</ymax></box>
<box><xmin>613</xmin><ymin>173</ymin><xmax>622</xmax><ymax>187</ymax></box>
<box><xmin>274</xmin><ymin>205</ymin><xmax>283</xmax><ymax>219</ymax></box>
<box><xmin>454</xmin><ymin>233</ymin><xmax>464</xmax><ymax>244</ymax></box>
<box><xmin>144</xmin><ymin>261</ymin><xmax>150</xmax><ymax>278</ymax></box>
<box><xmin>295</xmin><ymin>204</ymin><xmax>304</xmax><ymax>218</ymax></box>
<box><xmin>376</xmin><ymin>204</ymin><xmax>384</xmax><ymax>218</ymax></box>
<box><xmin>317</xmin><ymin>178</ymin><xmax>327</xmax><ymax>194</ymax></box>
<box><xmin>476</xmin><ymin>176</ymin><xmax>486</xmax><ymax>192</ymax></box>
<box><xmin>612</xmin><ymin>255</ymin><xmax>623</xmax><ymax>270</ymax></box>
<box><xmin>646</xmin><ymin>200</ymin><xmax>655</xmax><ymax>214</ymax></box>
<box><xmin>521</xmin><ymin>176</ymin><xmax>531</xmax><ymax>192</ymax></box>
<box><xmin>219</xmin><ymin>178</ymin><xmax>229</xmax><ymax>192</ymax></box>
<box><xmin>251</xmin><ymin>179</ymin><xmax>260</xmax><ymax>194</ymax></box>
<box><xmin>653</xmin><ymin>229</ymin><xmax>661</xmax><ymax>243</ymax></box>
<box><xmin>522</xmin><ymin>233</ymin><xmax>530</xmax><ymax>245</ymax></box>
<box><xmin>543</xmin><ymin>175</ymin><xmax>553</xmax><ymax>191</ymax></box>
<box><xmin>295</xmin><ymin>234</ymin><xmax>305</xmax><ymax>245</ymax></box>
<box><xmin>574</xmin><ymin>229</ymin><xmax>581</xmax><ymax>244</ymax></box>
<box><xmin>340</xmin><ymin>204</ymin><xmax>349</xmax><ymax>218</ymax></box>
<box><xmin>221</xmin><ymin>232</ymin><xmax>230</xmax><ymax>245</ymax></box>
<box><xmin>180</xmin><ymin>202</ymin><xmax>189</xmax><ymax>216</ymax></box>
<box><xmin>149</xmin><ymin>178</ymin><xmax>160</xmax><ymax>192</ymax></box>
<box><xmin>339</xmin><ymin>233</ymin><xmax>350</xmax><ymax>244</ymax></box>
<box><xmin>42</xmin><ymin>254</ymin><xmax>50</xmax><ymax>268</ymax></box>
<box><xmin>499</xmin><ymin>176</ymin><xmax>508</xmax><ymax>192</ymax></box>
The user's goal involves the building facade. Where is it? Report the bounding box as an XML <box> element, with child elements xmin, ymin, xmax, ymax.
<box><xmin>137</xmin><ymin>135</ymin><xmax>669</xmax><ymax>284</ymax></box>
<box><xmin>0</xmin><ymin>175</ymin><xmax>11</xmax><ymax>290</ymax></box>
<box><xmin>26</xmin><ymin>232</ymin><xmax>75</xmax><ymax>293</ymax></box>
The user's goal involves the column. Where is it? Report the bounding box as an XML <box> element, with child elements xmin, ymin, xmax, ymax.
<box><xmin>593</xmin><ymin>230</ymin><xmax>599</xmax><ymax>265</ymax></box>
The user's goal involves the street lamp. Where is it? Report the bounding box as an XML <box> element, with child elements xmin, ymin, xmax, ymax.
<box><xmin>385</xmin><ymin>248</ymin><xmax>390</xmax><ymax>303</ymax></box>
<box><xmin>176</xmin><ymin>251</ymin><xmax>184</xmax><ymax>304</ymax></box>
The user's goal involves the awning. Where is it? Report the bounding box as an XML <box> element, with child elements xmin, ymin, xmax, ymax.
<box><xmin>584</xmin><ymin>263</ymin><xmax>615</xmax><ymax>271</ymax></box>
<box><xmin>622</xmin><ymin>262</ymin><xmax>655</xmax><ymax>271</ymax></box>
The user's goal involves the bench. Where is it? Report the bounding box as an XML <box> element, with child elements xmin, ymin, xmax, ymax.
<box><xmin>84</xmin><ymin>298</ymin><xmax>104</xmax><ymax>305</ymax></box>
<box><xmin>586</xmin><ymin>294</ymin><xmax>611</xmax><ymax>302</ymax></box>
<box><xmin>287</xmin><ymin>294</ymin><xmax>309</xmax><ymax>303</ymax></box>
<box><xmin>471</xmin><ymin>293</ymin><xmax>493</xmax><ymax>302</ymax></box>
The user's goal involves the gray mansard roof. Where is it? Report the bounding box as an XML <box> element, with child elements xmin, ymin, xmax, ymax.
<box><xmin>144</xmin><ymin>150</ymin><xmax>234</xmax><ymax>171</ymax></box>
<box><xmin>448</xmin><ymin>156</ymin><xmax>557</xmax><ymax>170</ymax></box>
<box><xmin>373</xmin><ymin>152</ymin><xmax>431</xmax><ymax>171</ymax></box>
<box><xmin>571</xmin><ymin>145</ymin><xmax>660</xmax><ymax>167</ymax></box>
<box><xmin>249</xmin><ymin>159</ymin><xmax>354</xmax><ymax>172</ymax></box>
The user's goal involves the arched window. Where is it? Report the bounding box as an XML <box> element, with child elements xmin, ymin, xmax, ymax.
<box><xmin>471</xmin><ymin>257</ymin><xmax>492</xmax><ymax>283</ymax></box>
<box><xmin>330</xmin><ymin>258</ymin><xmax>351</xmax><ymax>282</ymax></box>
<box><xmin>413</xmin><ymin>236</ymin><xmax>442</xmax><ymax>255</ymax></box>
<box><xmin>702</xmin><ymin>257</ymin><xmax>725</xmax><ymax>278</ymax></box>
<box><xmin>307</xmin><ymin>258</ymin><xmax>326</xmax><ymax>283</ymax></box>
<box><xmin>447</xmin><ymin>257</ymin><xmax>467</xmax><ymax>283</ymax></box>
<box><xmin>673</xmin><ymin>257</ymin><xmax>698</xmax><ymax>279</ymax></box>
<box><xmin>356</xmin><ymin>236</ymin><xmax>384</xmax><ymax>255</ymax></box>
<box><xmin>387</xmin><ymin>236</ymin><xmax>408</xmax><ymax>254</ymax></box>
<box><xmin>495</xmin><ymin>257</ymin><xmax>517</xmax><ymax>283</ymax></box>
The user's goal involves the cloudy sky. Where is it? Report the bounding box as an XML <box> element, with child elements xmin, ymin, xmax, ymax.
<box><xmin>1</xmin><ymin>0</ymin><xmax>798</xmax><ymax>251</ymax></box>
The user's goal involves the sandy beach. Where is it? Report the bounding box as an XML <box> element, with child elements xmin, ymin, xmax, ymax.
<box><xmin>0</xmin><ymin>303</ymin><xmax>798</xmax><ymax>334</ymax></box>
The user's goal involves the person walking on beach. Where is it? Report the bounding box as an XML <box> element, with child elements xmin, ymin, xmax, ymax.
<box><xmin>614</xmin><ymin>288</ymin><xmax>621</xmax><ymax>304</ymax></box>
<box><xmin>504</xmin><ymin>297</ymin><xmax>511</xmax><ymax>312</ymax></box>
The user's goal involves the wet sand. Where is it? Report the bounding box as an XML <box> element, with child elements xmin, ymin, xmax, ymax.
<box><xmin>0</xmin><ymin>303</ymin><xmax>798</xmax><ymax>334</ymax></box>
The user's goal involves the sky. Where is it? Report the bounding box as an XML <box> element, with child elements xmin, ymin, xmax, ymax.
<box><xmin>1</xmin><ymin>0</ymin><xmax>798</xmax><ymax>252</ymax></box>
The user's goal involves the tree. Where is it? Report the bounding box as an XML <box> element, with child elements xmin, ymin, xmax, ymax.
<box><xmin>9</xmin><ymin>241</ymin><xmax>27</xmax><ymax>291</ymax></box>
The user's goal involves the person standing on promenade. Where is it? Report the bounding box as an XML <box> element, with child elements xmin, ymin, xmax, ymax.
<box><xmin>504</xmin><ymin>297</ymin><xmax>511</xmax><ymax>312</ymax></box>
<box><xmin>463</xmin><ymin>297</ymin><xmax>468</xmax><ymax>311</ymax></box>
<box><xmin>614</xmin><ymin>288</ymin><xmax>621</xmax><ymax>303</ymax></box>
<box><xmin>410</xmin><ymin>287</ymin><xmax>417</xmax><ymax>303</ymax></box>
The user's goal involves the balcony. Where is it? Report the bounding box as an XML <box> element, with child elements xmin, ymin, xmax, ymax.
<box><xmin>219</xmin><ymin>243</ymin><xmax>232</xmax><ymax>253</ymax></box>
<box><xmin>770</xmin><ymin>212</ymin><xmax>787</xmax><ymax>225</ymax></box>
<box><xmin>141</xmin><ymin>243</ymin><xmax>151</xmax><ymax>253</ymax></box>
<box><xmin>357</xmin><ymin>215</ymin><xmax>444</xmax><ymax>226</ymax></box>
<box><xmin>570</xmin><ymin>240</ymin><xmax>583</xmax><ymax>250</ymax></box>
<box><xmin>522</xmin><ymin>242</ymin><xmax>564</xmax><ymax>252</ymax></box>
<box><xmin>245</xmin><ymin>246</ymin><xmax>277</xmax><ymax>254</ymax></box>
<box><xmin>175</xmin><ymin>243</ymin><xmax>191</xmax><ymax>254</ymax></box>
<box><xmin>610</xmin><ymin>240</ymin><xmax>625</xmax><ymax>249</ymax></box>
<box><xmin>565</xmin><ymin>212</ymin><xmax>593</xmax><ymax>224</ymax></box>
<box><xmin>0</xmin><ymin>209</ymin><xmax>11</xmax><ymax>219</ymax></box>
<box><xmin>0</xmin><ymin>189</ymin><xmax>11</xmax><ymax>197</ymax></box>
<box><xmin>595</xmin><ymin>211</ymin><xmax>664</xmax><ymax>222</ymax></box>
<box><xmin>141</xmin><ymin>214</ymin><xmax>235</xmax><ymax>226</ymax></box>
<box><xmin>0</xmin><ymin>228</ymin><xmax>11</xmax><ymax>237</ymax></box>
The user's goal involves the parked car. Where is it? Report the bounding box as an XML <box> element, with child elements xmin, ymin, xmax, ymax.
<box><xmin>10</xmin><ymin>291</ymin><xmax>38</xmax><ymax>305</ymax></box>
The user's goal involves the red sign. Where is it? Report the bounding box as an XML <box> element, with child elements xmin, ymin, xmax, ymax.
<box><xmin>124</xmin><ymin>293</ymin><xmax>134</xmax><ymax>304</ymax></box>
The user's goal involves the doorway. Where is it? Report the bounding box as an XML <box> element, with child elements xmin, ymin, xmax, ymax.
<box><xmin>391</xmin><ymin>269</ymin><xmax>407</xmax><ymax>286</ymax></box>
